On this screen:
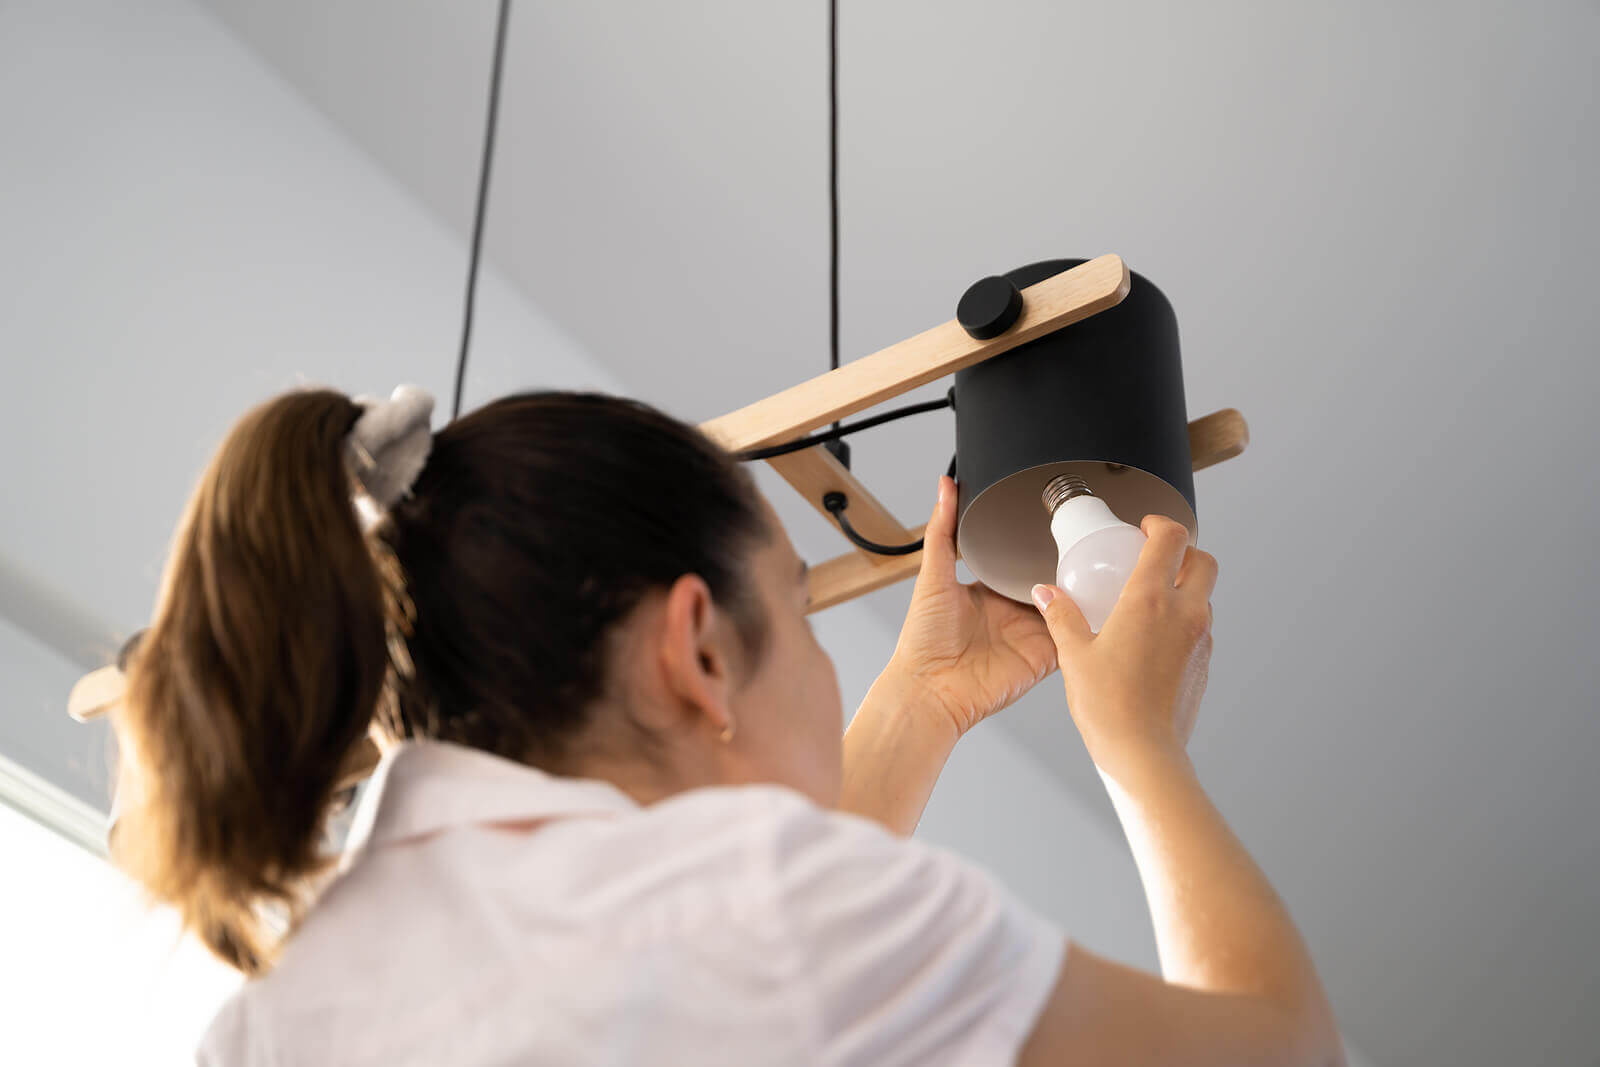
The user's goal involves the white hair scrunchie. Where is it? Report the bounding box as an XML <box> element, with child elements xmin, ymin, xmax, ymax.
<box><xmin>344</xmin><ymin>384</ymin><xmax>436</xmax><ymax>527</ymax></box>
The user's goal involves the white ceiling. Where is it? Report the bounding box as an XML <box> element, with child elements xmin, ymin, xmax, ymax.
<box><xmin>15</xmin><ymin>0</ymin><xmax>1599</xmax><ymax>1062</ymax></box>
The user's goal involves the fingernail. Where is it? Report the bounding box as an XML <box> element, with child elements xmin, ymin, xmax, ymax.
<box><xmin>1031</xmin><ymin>584</ymin><xmax>1054</xmax><ymax>611</ymax></box>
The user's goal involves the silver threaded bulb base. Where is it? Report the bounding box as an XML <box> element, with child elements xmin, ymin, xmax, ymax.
<box><xmin>1042</xmin><ymin>473</ymin><xmax>1094</xmax><ymax>515</ymax></box>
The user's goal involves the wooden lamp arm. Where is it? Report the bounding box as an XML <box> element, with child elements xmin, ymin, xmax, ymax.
<box><xmin>699</xmin><ymin>254</ymin><xmax>1131</xmax><ymax>451</ymax></box>
<box><xmin>699</xmin><ymin>256</ymin><xmax>1132</xmax><ymax>559</ymax></box>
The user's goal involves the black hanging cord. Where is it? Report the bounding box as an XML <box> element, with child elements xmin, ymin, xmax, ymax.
<box><xmin>451</xmin><ymin>0</ymin><xmax>513</xmax><ymax>423</ymax></box>
<box><xmin>827</xmin><ymin>0</ymin><xmax>840</xmax><ymax>415</ymax></box>
<box><xmin>735</xmin><ymin>396</ymin><xmax>950</xmax><ymax>462</ymax></box>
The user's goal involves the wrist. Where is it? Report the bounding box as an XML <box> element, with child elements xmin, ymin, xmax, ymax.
<box><xmin>839</xmin><ymin>665</ymin><xmax>961</xmax><ymax>836</ymax></box>
<box><xmin>879</xmin><ymin>658</ymin><xmax>964</xmax><ymax>745</ymax></box>
<box><xmin>1090</xmin><ymin>737</ymin><xmax>1197</xmax><ymax>797</ymax></box>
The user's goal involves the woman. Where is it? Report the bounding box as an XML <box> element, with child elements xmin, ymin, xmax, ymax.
<box><xmin>111</xmin><ymin>385</ymin><xmax>1343</xmax><ymax>1065</ymax></box>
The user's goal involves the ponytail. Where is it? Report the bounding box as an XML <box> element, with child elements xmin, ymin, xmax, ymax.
<box><xmin>114</xmin><ymin>389</ymin><xmax>397</xmax><ymax>974</ymax></box>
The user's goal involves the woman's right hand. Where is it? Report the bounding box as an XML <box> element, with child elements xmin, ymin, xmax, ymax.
<box><xmin>1030</xmin><ymin>515</ymin><xmax>1218</xmax><ymax>784</ymax></box>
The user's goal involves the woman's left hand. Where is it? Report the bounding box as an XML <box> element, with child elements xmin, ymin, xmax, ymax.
<box><xmin>888</xmin><ymin>474</ymin><xmax>1060</xmax><ymax>738</ymax></box>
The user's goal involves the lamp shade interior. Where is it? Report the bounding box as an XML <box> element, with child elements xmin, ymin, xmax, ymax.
<box><xmin>957</xmin><ymin>460</ymin><xmax>1197</xmax><ymax>604</ymax></box>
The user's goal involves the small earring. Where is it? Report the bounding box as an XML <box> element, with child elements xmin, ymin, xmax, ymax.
<box><xmin>719</xmin><ymin>718</ymin><xmax>736</xmax><ymax>744</ymax></box>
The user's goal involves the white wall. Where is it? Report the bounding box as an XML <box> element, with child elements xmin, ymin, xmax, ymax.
<box><xmin>0</xmin><ymin>2</ymin><xmax>1386</xmax><ymax>1062</ymax></box>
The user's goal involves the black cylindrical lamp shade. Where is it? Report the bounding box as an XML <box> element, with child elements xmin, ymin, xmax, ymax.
<box><xmin>953</xmin><ymin>259</ymin><xmax>1198</xmax><ymax>604</ymax></box>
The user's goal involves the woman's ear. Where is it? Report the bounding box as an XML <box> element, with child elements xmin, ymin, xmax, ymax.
<box><xmin>650</xmin><ymin>573</ymin><xmax>736</xmax><ymax>737</ymax></box>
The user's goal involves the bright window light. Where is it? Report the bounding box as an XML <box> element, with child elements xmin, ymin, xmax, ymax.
<box><xmin>0</xmin><ymin>798</ymin><xmax>242</xmax><ymax>1064</ymax></box>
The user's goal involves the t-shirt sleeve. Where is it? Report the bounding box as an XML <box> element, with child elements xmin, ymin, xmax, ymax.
<box><xmin>752</xmin><ymin>790</ymin><xmax>1068</xmax><ymax>1066</ymax></box>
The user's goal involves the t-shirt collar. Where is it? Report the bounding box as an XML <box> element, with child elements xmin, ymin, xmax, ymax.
<box><xmin>340</xmin><ymin>739</ymin><xmax>641</xmax><ymax>864</ymax></box>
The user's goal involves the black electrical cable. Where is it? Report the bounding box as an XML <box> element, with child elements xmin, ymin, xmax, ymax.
<box><xmin>734</xmin><ymin>396</ymin><xmax>950</xmax><ymax>462</ymax></box>
<box><xmin>819</xmin><ymin>447</ymin><xmax>956</xmax><ymax>556</ymax></box>
<box><xmin>827</xmin><ymin>0</ymin><xmax>840</xmax><ymax>415</ymax></box>
<box><xmin>824</xmin><ymin>493</ymin><xmax>923</xmax><ymax>555</ymax></box>
<box><xmin>450</xmin><ymin>0</ymin><xmax>512</xmax><ymax>423</ymax></box>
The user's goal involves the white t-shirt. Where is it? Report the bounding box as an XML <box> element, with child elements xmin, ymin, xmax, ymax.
<box><xmin>197</xmin><ymin>739</ymin><xmax>1066</xmax><ymax>1066</ymax></box>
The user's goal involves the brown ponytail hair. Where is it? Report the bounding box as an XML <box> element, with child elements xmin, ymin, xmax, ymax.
<box><xmin>113</xmin><ymin>386</ymin><xmax>772</xmax><ymax>975</ymax></box>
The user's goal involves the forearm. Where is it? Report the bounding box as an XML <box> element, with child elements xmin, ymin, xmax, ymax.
<box><xmin>837</xmin><ymin>665</ymin><xmax>960</xmax><ymax>837</ymax></box>
<box><xmin>1101</xmin><ymin>747</ymin><xmax>1344</xmax><ymax>1062</ymax></box>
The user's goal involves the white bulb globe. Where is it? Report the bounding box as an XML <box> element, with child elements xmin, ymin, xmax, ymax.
<box><xmin>1049</xmin><ymin>495</ymin><xmax>1148</xmax><ymax>634</ymax></box>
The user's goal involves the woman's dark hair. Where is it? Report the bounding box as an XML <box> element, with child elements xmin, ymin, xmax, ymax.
<box><xmin>113</xmin><ymin>388</ymin><xmax>774</xmax><ymax>974</ymax></box>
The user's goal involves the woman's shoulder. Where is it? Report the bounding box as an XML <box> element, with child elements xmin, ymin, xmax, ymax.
<box><xmin>647</xmin><ymin>781</ymin><xmax>912</xmax><ymax>856</ymax></box>
<box><xmin>616</xmin><ymin>782</ymin><xmax>946</xmax><ymax>905</ymax></box>
<box><xmin>645</xmin><ymin>782</ymin><xmax>978</xmax><ymax>900</ymax></box>
<box><xmin>648</xmin><ymin>780</ymin><xmax>833</xmax><ymax>824</ymax></box>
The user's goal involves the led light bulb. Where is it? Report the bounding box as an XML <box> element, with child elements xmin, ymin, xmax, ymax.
<box><xmin>1042</xmin><ymin>474</ymin><xmax>1149</xmax><ymax>634</ymax></box>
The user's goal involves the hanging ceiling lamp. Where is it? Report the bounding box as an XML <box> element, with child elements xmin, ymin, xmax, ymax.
<box><xmin>706</xmin><ymin>256</ymin><xmax>1248</xmax><ymax>613</ymax></box>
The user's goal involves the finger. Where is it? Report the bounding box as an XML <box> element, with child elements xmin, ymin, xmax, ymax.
<box><xmin>913</xmin><ymin>475</ymin><xmax>960</xmax><ymax>592</ymax></box>
<box><xmin>1129</xmin><ymin>514</ymin><xmax>1191</xmax><ymax>591</ymax></box>
<box><xmin>1030</xmin><ymin>582</ymin><xmax>1090</xmax><ymax>657</ymax></box>
<box><xmin>1175</xmin><ymin>547</ymin><xmax>1219</xmax><ymax>603</ymax></box>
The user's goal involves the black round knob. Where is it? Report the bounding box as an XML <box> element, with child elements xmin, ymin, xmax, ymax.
<box><xmin>956</xmin><ymin>275</ymin><xmax>1024</xmax><ymax>340</ymax></box>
